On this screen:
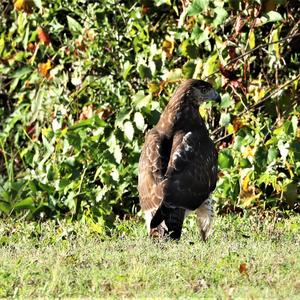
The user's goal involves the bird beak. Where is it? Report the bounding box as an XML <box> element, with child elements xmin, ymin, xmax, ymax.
<box><xmin>212</xmin><ymin>90</ymin><xmax>221</xmax><ymax>103</ymax></box>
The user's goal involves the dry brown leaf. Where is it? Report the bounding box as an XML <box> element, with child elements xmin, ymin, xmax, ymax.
<box><xmin>38</xmin><ymin>59</ymin><xmax>52</xmax><ymax>77</ymax></box>
<box><xmin>96</xmin><ymin>107</ymin><xmax>113</xmax><ymax>120</ymax></box>
<box><xmin>85</xmin><ymin>29</ymin><xmax>96</xmax><ymax>41</ymax></box>
<box><xmin>80</xmin><ymin>105</ymin><xmax>93</xmax><ymax>120</ymax></box>
<box><xmin>75</xmin><ymin>39</ymin><xmax>86</xmax><ymax>52</ymax></box>
<box><xmin>162</xmin><ymin>37</ymin><xmax>175</xmax><ymax>59</ymax></box>
<box><xmin>232</xmin><ymin>117</ymin><xmax>244</xmax><ymax>132</ymax></box>
<box><xmin>239</xmin><ymin>263</ymin><xmax>247</xmax><ymax>274</ymax></box>
<box><xmin>234</xmin><ymin>16</ymin><xmax>244</xmax><ymax>36</ymax></box>
<box><xmin>141</xmin><ymin>5</ymin><xmax>150</xmax><ymax>15</ymax></box>
<box><xmin>27</xmin><ymin>42</ymin><xmax>37</xmax><ymax>53</ymax></box>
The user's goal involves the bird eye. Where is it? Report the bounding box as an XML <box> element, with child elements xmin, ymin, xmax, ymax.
<box><xmin>201</xmin><ymin>87</ymin><xmax>209</xmax><ymax>93</ymax></box>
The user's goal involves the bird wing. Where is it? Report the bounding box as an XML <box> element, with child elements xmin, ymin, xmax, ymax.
<box><xmin>163</xmin><ymin>130</ymin><xmax>218</xmax><ymax>210</ymax></box>
<box><xmin>138</xmin><ymin>128</ymin><xmax>171</xmax><ymax>211</ymax></box>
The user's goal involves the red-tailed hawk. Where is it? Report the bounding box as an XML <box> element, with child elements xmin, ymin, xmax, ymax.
<box><xmin>138</xmin><ymin>79</ymin><xmax>221</xmax><ymax>240</ymax></box>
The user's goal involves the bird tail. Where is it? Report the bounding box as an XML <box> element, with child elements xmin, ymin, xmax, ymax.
<box><xmin>150</xmin><ymin>203</ymin><xmax>185</xmax><ymax>240</ymax></box>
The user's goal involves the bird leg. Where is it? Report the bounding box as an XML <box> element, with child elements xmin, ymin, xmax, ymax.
<box><xmin>144</xmin><ymin>210</ymin><xmax>167</xmax><ymax>238</ymax></box>
<box><xmin>196</xmin><ymin>197</ymin><xmax>214</xmax><ymax>241</ymax></box>
<box><xmin>164</xmin><ymin>207</ymin><xmax>186</xmax><ymax>240</ymax></box>
<box><xmin>150</xmin><ymin>204</ymin><xmax>184</xmax><ymax>239</ymax></box>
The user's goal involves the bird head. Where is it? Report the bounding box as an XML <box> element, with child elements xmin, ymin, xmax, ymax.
<box><xmin>187</xmin><ymin>79</ymin><xmax>221</xmax><ymax>105</ymax></box>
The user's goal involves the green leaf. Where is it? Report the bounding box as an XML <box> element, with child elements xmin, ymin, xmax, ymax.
<box><xmin>94</xmin><ymin>116</ymin><xmax>107</xmax><ymax>128</ymax></box>
<box><xmin>283</xmin><ymin>120</ymin><xmax>293</xmax><ymax>136</ymax></box>
<box><xmin>70</xmin><ymin>118</ymin><xmax>94</xmax><ymax>130</ymax></box>
<box><xmin>220</xmin><ymin>93</ymin><xmax>234</xmax><ymax>109</ymax></box>
<box><xmin>134</xmin><ymin>112</ymin><xmax>145</xmax><ymax>131</ymax></box>
<box><xmin>290</xmin><ymin>140</ymin><xmax>300</xmax><ymax>162</ymax></box>
<box><xmin>41</xmin><ymin>135</ymin><xmax>54</xmax><ymax>157</ymax></box>
<box><xmin>240</xmin><ymin>158</ymin><xmax>251</xmax><ymax>168</ymax></box>
<box><xmin>138</xmin><ymin>64</ymin><xmax>152</xmax><ymax>79</ymax></box>
<box><xmin>278</xmin><ymin>140</ymin><xmax>289</xmax><ymax>161</ymax></box>
<box><xmin>219</xmin><ymin>112</ymin><xmax>231</xmax><ymax>126</ymax></box>
<box><xmin>132</xmin><ymin>91</ymin><xmax>152</xmax><ymax>110</ymax></box>
<box><xmin>260</xmin><ymin>11</ymin><xmax>283</xmax><ymax>25</ymax></box>
<box><xmin>11</xmin><ymin>66</ymin><xmax>32</xmax><ymax>79</ymax></box>
<box><xmin>203</xmin><ymin>53</ymin><xmax>219</xmax><ymax>77</ymax></box>
<box><xmin>213</xmin><ymin>7</ymin><xmax>228</xmax><ymax>27</ymax></box>
<box><xmin>67</xmin><ymin>16</ymin><xmax>83</xmax><ymax>36</ymax></box>
<box><xmin>254</xmin><ymin>146</ymin><xmax>268</xmax><ymax>172</ymax></box>
<box><xmin>33</xmin><ymin>0</ymin><xmax>42</xmax><ymax>9</ymax></box>
<box><xmin>182</xmin><ymin>61</ymin><xmax>196</xmax><ymax>79</ymax></box>
<box><xmin>123</xmin><ymin>61</ymin><xmax>133</xmax><ymax>80</ymax></box>
<box><xmin>9</xmin><ymin>78</ymin><xmax>20</xmax><ymax>93</ymax></box>
<box><xmin>187</xmin><ymin>0</ymin><xmax>209</xmax><ymax>16</ymax></box>
<box><xmin>267</xmin><ymin>146</ymin><xmax>278</xmax><ymax>163</ymax></box>
<box><xmin>180</xmin><ymin>40</ymin><xmax>199</xmax><ymax>58</ymax></box>
<box><xmin>13</xmin><ymin>197</ymin><xmax>34</xmax><ymax>211</ymax></box>
<box><xmin>0</xmin><ymin>200</ymin><xmax>11</xmax><ymax>214</ymax></box>
<box><xmin>22</xmin><ymin>25</ymin><xmax>30</xmax><ymax>50</ymax></box>
<box><xmin>30</xmin><ymin>89</ymin><xmax>43</xmax><ymax>122</ymax></box>
<box><xmin>107</xmin><ymin>135</ymin><xmax>123</xmax><ymax>164</ymax></box>
<box><xmin>115</xmin><ymin>108</ymin><xmax>131</xmax><ymax>127</ymax></box>
<box><xmin>191</xmin><ymin>27</ymin><xmax>209</xmax><ymax>46</ymax></box>
<box><xmin>123</xmin><ymin>121</ymin><xmax>134</xmax><ymax>141</ymax></box>
<box><xmin>218</xmin><ymin>150</ymin><xmax>234</xmax><ymax>169</ymax></box>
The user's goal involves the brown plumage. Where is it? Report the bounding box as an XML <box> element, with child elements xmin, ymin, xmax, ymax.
<box><xmin>138</xmin><ymin>79</ymin><xmax>221</xmax><ymax>240</ymax></box>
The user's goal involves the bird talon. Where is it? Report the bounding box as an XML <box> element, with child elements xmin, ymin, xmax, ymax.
<box><xmin>150</xmin><ymin>228</ymin><xmax>160</xmax><ymax>238</ymax></box>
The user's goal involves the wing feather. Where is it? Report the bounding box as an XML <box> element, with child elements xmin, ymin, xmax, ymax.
<box><xmin>138</xmin><ymin>129</ymin><xmax>171</xmax><ymax>211</ymax></box>
<box><xmin>163</xmin><ymin>130</ymin><xmax>218</xmax><ymax>210</ymax></box>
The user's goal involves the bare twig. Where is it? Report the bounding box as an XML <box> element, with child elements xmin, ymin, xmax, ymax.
<box><xmin>206</xmin><ymin>32</ymin><xmax>300</xmax><ymax>80</ymax></box>
<box><xmin>213</xmin><ymin>73</ymin><xmax>300</xmax><ymax>143</ymax></box>
<box><xmin>240</xmin><ymin>73</ymin><xmax>300</xmax><ymax>114</ymax></box>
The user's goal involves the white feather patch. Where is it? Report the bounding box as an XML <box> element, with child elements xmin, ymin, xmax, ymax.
<box><xmin>196</xmin><ymin>197</ymin><xmax>214</xmax><ymax>241</ymax></box>
<box><xmin>172</xmin><ymin>131</ymin><xmax>193</xmax><ymax>163</ymax></box>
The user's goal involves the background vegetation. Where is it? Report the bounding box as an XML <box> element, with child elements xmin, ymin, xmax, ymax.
<box><xmin>0</xmin><ymin>0</ymin><xmax>299</xmax><ymax>227</ymax></box>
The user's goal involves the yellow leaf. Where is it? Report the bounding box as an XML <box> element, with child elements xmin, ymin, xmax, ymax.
<box><xmin>199</xmin><ymin>106</ymin><xmax>207</xmax><ymax>119</ymax></box>
<box><xmin>227</xmin><ymin>123</ymin><xmax>235</xmax><ymax>134</ymax></box>
<box><xmin>38</xmin><ymin>59</ymin><xmax>52</xmax><ymax>77</ymax></box>
<box><xmin>14</xmin><ymin>0</ymin><xmax>24</xmax><ymax>10</ymax></box>
<box><xmin>258</xmin><ymin>89</ymin><xmax>265</xmax><ymax>99</ymax></box>
<box><xmin>242</xmin><ymin>173</ymin><xmax>250</xmax><ymax>192</ymax></box>
<box><xmin>14</xmin><ymin>0</ymin><xmax>34</xmax><ymax>12</ymax></box>
<box><xmin>162</xmin><ymin>36</ymin><xmax>175</xmax><ymax>58</ymax></box>
<box><xmin>270</xmin><ymin>29</ymin><xmax>280</xmax><ymax>59</ymax></box>
<box><xmin>148</xmin><ymin>82</ymin><xmax>160</xmax><ymax>94</ymax></box>
<box><xmin>239</xmin><ymin>192</ymin><xmax>261</xmax><ymax>207</ymax></box>
<box><xmin>242</xmin><ymin>146</ymin><xmax>254</xmax><ymax>158</ymax></box>
<box><xmin>249</xmin><ymin>30</ymin><xmax>255</xmax><ymax>49</ymax></box>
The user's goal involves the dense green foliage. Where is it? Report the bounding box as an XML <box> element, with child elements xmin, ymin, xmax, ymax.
<box><xmin>1</xmin><ymin>214</ymin><xmax>300</xmax><ymax>298</ymax></box>
<box><xmin>0</xmin><ymin>0</ymin><xmax>299</xmax><ymax>224</ymax></box>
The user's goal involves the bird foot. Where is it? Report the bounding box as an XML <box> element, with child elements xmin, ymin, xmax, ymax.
<box><xmin>150</xmin><ymin>228</ymin><xmax>160</xmax><ymax>238</ymax></box>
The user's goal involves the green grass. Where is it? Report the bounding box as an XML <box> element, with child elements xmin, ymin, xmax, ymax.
<box><xmin>0</xmin><ymin>213</ymin><xmax>300</xmax><ymax>299</ymax></box>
